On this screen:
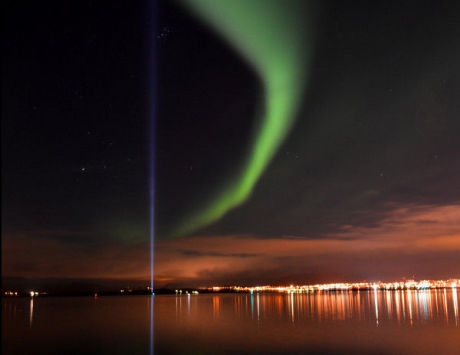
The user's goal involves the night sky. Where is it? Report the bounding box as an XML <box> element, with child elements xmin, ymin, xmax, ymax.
<box><xmin>2</xmin><ymin>0</ymin><xmax>460</xmax><ymax>291</ymax></box>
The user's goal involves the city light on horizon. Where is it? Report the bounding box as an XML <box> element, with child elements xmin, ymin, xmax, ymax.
<box><xmin>199</xmin><ymin>278</ymin><xmax>460</xmax><ymax>294</ymax></box>
<box><xmin>3</xmin><ymin>277</ymin><xmax>458</xmax><ymax>297</ymax></box>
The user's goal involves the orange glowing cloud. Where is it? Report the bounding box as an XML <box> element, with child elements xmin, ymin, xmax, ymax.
<box><xmin>155</xmin><ymin>203</ymin><xmax>460</xmax><ymax>286</ymax></box>
<box><xmin>3</xmin><ymin>204</ymin><xmax>458</xmax><ymax>287</ymax></box>
<box><xmin>327</xmin><ymin>203</ymin><xmax>460</xmax><ymax>251</ymax></box>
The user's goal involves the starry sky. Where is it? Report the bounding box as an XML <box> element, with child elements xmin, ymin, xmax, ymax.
<box><xmin>2</xmin><ymin>0</ymin><xmax>460</xmax><ymax>291</ymax></box>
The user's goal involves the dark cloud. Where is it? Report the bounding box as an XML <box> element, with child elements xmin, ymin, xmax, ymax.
<box><xmin>180</xmin><ymin>249</ymin><xmax>260</xmax><ymax>259</ymax></box>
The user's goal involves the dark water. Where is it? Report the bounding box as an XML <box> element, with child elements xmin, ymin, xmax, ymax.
<box><xmin>3</xmin><ymin>289</ymin><xmax>459</xmax><ymax>355</ymax></box>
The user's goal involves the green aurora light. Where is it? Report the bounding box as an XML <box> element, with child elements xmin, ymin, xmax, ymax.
<box><xmin>175</xmin><ymin>0</ymin><xmax>315</xmax><ymax>236</ymax></box>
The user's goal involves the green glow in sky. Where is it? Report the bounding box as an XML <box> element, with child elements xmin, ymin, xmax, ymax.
<box><xmin>175</xmin><ymin>0</ymin><xmax>314</xmax><ymax>236</ymax></box>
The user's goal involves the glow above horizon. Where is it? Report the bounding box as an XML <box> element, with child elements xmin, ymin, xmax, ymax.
<box><xmin>175</xmin><ymin>0</ymin><xmax>314</xmax><ymax>236</ymax></box>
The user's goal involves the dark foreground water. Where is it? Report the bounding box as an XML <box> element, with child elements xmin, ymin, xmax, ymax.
<box><xmin>3</xmin><ymin>289</ymin><xmax>459</xmax><ymax>355</ymax></box>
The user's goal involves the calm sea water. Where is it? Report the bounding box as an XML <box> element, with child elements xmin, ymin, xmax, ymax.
<box><xmin>2</xmin><ymin>289</ymin><xmax>459</xmax><ymax>355</ymax></box>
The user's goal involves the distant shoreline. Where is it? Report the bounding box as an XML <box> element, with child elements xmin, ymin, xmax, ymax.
<box><xmin>3</xmin><ymin>279</ymin><xmax>459</xmax><ymax>298</ymax></box>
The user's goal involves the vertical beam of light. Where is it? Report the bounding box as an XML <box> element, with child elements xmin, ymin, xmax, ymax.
<box><xmin>175</xmin><ymin>0</ymin><xmax>314</xmax><ymax>236</ymax></box>
<box><xmin>149</xmin><ymin>138</ymin><xmax>155</xmax><ymax>292</ymax></box>
<box><xmin>148</xmin><ymin>0</ymin><xmax>158</xmax><ymax>293</ymax></box>
<box><xmin>148</xmin><ymin>2</ymin><xmax>158</xmax><ymax>355</ymax></box>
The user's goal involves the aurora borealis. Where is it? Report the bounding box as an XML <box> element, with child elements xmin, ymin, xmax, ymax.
<box><xmin>2</xmin><ymin>0</ymin><xmax>460</xmax><ymax>292</ymax></box>
<box><xmin>174</xmin><ymin>0</ymin><xmax>314</xmax><ymax>236</ymax></box>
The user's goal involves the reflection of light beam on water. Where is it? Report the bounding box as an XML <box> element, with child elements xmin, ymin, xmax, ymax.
<box><xmin>149</xmin><ymin>296</ymin><xmax>154</xmax><ymax>355</ymax></box>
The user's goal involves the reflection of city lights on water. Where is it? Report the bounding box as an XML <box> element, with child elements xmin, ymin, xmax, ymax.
<box><xmin>250</xmin><ymin>292</ymin><xmax>254</xmax><ymax>320</ymax></box>
<box><xmin>15</xmin><ymin>278</ymin><xmax>459</xmax><ymax>338</ymax></box>
<box><xmin>257</xmin><ymin>293</ymin><xmax>260</xmax><ymax>322</ymax></box>
<box><xmin>418</xmin><ymin>291</ymin><xmax>429</xmax><ymax>320</ymax></box>
<box><xmin>385</xmin><ymin>290</ymin><xmax>392</xmax><ymax>319</ymax></box>
<box><xmin>29</xmin><ymin>298</ymin><xmax>34</xmax><ymax>328</ymax></box>
<box><xmin>213</xmin><ymin>296</ymin><xmax>220</xmax><ymax>321</ymax></box>
<box><xmin>167</xmin><ymin>286</ymin><xmax>460</xmax><ymax>328</ymax></box>
<box><xmin>452</xmin><ymin>286</ymin><xmax>458</xmax><ymax>326</ymax></box>
<box><xmin>407</xmin><ymin>289</ymin><xmax>413</xmax><ymax>325</ymax></box>
<box><xmin>395</xmin><ymin>291</ymin><xmax>401</xmax><ymax>322</ymax></box>
<box><xmin>443</xmin><ymin>289</ymin><xmax>449</xmax><ymax>323</ymax></box>
<box><xmin>373</xmin><ymin>287</ymin><xmax>379</xmax><ymax>326</ymax></box>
